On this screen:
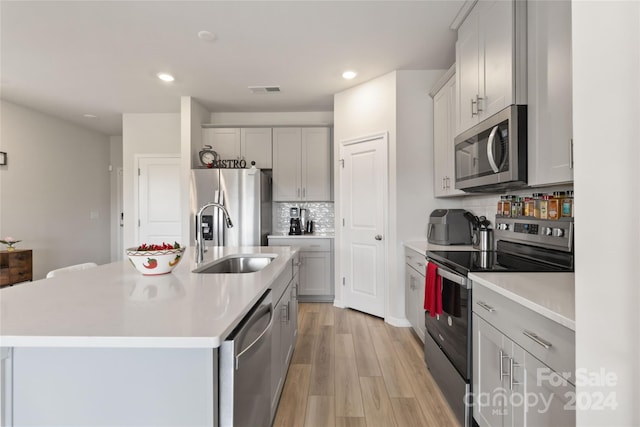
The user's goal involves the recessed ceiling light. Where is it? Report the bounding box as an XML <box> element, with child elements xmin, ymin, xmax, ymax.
<box><xmin>157</xmin><ymin>73</ymin><xmax>175</xmax><ymax>82</ymax></box>
<box><xmin>342</xmin><ymin>70</ymin><xmax>357</xmax><ymax>80</ymax></box>
<box><xmin>83</xmin><ymin>114</ymin><xmax>98</xmax><ymax>119</ymax></box>
<box><xmin>197</xmin><ymin>31</ymin><xmax>217</xmax><ymax>42</ymax></box>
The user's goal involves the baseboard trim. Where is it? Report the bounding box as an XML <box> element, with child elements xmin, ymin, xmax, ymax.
<box><xmin>385</xmin><ymin>316</ymin><xmax>412</xmax><ymax>328</ymax></box>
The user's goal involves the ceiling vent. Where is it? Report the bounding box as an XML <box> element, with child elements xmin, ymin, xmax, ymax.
<box><xmin>248</xmin><ymin>86</ymin><xmax>281</xmax><ymax>94</ymax></box>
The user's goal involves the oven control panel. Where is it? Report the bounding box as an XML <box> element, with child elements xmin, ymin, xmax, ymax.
<box><xmin>494</xmin><ymin>217</ymin><xmax>574</xmax><ymax>252</ymax></box>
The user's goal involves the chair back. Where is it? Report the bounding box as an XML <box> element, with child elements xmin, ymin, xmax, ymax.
<box><xmin>46</xmin><ymin>262</ymin><xmax>98</xmax><ymax>278</ymax></box>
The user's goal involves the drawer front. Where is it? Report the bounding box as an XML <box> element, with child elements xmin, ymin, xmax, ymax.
<box><xmin>268</xmin><ymin>238</ymin><xmax>331</xmax><ymax>252</ymax></box>
<box><xmin>10</xmin><ymin>267</ymin><xmax>32</xmax><ymax>283</ymax></box>
<box><xmin>10</xmin><ymin>250</ymin><xmax>32</xmax><ymax>268</ymax></box>
<box><xmin>473</xmin><ymin>284</ymin><xmax>575</xmax><ymax>383</ymax></box>
<box><xmin>405</xmin><ymin>248</ymin><xmax>426</xmax><ymax>275</ymax></box>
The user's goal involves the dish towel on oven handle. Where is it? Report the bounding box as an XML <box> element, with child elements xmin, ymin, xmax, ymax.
<box><xmin>424</xmin><ymin>261</ymin><xmax>442</xmax><ymax>317</ymax></box>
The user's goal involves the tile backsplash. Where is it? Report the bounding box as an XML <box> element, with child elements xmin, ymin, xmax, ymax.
<box><xmin>273</xmin><ymin>202</ymin><xmax>335</xmax><ymax>234</ymax></box>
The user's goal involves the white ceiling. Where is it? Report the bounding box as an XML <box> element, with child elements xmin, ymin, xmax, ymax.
<box><xmin>1</xmin><ymin>1</ymin><xmax>464</xmax><ymax>136</ymax></box>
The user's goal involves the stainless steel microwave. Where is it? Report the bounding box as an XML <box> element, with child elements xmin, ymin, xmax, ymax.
<box><xmin>454</xmin><ymin>105</ymin><xmax>527</xmax><ymax>192</ymax></box>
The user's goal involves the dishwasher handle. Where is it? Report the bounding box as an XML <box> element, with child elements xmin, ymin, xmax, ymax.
<box><xmin>235</xmin><ymin>299</ymin><xmax>274</xmax><ymax>370</ymax></box>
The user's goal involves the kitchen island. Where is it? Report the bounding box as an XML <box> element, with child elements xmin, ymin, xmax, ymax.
<box><xmin>0</xmin><ymin>246</ymin><xmax>298</xmax><ymax>426</ymax></box>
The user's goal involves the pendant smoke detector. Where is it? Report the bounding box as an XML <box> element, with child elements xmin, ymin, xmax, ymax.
<box><xmin>248</xmin><ymin>86</ymin><xmax>281</xmax><ymax>94</ymax></box>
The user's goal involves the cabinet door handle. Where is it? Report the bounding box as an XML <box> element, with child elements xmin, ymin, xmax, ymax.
<box><xmin>477</xmin><ymin>301</ymin><xmax>496</xmax><ymax>313</ymax></box>
<box><xmin>510</xmin><ymin>358</ymin><xmax>521</xmax><ymax>390</ymax></box>
<box><xmin>476</xmin><ymin>95</ymin><xmax>483</xmax><ymax>113</ymax></box>
<box><xmin>471</xmin><ymin>98</ymin><xmax>477</xmax><ymax>117</ymax></box>
<box><xmin>569</xmin><ymin>138</ymin><xmax>574</xmax><ymax>169</ymax></box>
<box><xmin>499</xmin><ymin>350</ymin><xmax>510</xmax><ymax>382</ymax></box>
<box><xmin>282</xmin><ymin>304</ymin><xmax>289</xmax><ymax>322</ymax></box>
<box><xmin>302</xmin><ymin>188</ymin><xmax>306</xmax><ymax>198</ymax></box>
<box><xmin>523</xmin><ymin>330</ymin><xmax>552</xmax><ymax>349</ymax></box>
<box><xmin>416</xmin><ymin>262</ymin><xmax>424</xmax><ymax>268</ymax></box>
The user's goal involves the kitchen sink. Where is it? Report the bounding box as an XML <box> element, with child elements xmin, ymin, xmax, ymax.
<box><xmin>193</xmin><ymin>254</ymin><xmax>276</xmax><ymax>274</ymax></box>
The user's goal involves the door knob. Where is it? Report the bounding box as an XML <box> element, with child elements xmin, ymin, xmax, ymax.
<box><xmin>375</xmin><ymin>234</ymin><xmax>383</xmax><ymax>241</ymax></box>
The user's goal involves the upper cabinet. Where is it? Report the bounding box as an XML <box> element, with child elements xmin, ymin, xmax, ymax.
<box><xmin>432</xmin><ymin>70</ymin><xmax>465</xmax><ymax>197</ymax></box>
<box><xmin>456</xmin><ymin>0</ymin><xmax>527</xmax><ymax>136</ymax></box>
<box><xmin>273</xmin><ymin>127</ymin><xmax>332</xmax><ymax>202</ymax></box>
<box><xmin>527</xmin><ymin>0</ymin><xmax>573</xmax><ymax>186</ymax></box>
<box><xmin>202</xmin><ymin>127</ymin><xmax>273</xmax><ymax>169</ymax></box>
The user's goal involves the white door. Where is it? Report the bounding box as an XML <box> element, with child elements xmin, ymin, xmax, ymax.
<box><xmin>138</xmin><ymin>157</ymin><xmax>181</xmax><ymax>245</ymax></box>
<box><xmin>116</xmin><ymin>167</ymin><xmax>124</xmax><ymax>260</ymax></box>
<box><xmin>340</xmin><ymin>134</ymin><xmax>387</xmax><ymax>318</ymax></box>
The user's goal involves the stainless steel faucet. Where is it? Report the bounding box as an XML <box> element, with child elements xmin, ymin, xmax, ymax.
<box><xmin>196</xmin><ymin>202</ymin><xmax>234</xmax><ymax>264</ymax></box>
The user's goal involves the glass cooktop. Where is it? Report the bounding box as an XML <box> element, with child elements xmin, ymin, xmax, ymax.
<box><xmin>427</xmin><ymin>241</ymin><xmax>574</xmax><ymax>276</ymax></box>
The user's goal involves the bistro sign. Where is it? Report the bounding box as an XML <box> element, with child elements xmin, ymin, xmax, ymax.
<box><xmin>206</xmin><ymin>159</ymin><xmax>248</xmax><ymax>169</ymax></box>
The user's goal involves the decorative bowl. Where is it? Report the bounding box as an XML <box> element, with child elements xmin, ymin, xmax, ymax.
<box><xmin>126</xmin><ymin>247</ymin><xmax>186</xmax><ymax>276</ymax></box>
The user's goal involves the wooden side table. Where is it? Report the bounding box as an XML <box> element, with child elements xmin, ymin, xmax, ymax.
<box><xmin>0</xmin><ymin>249</ymin><xmax>33</xmax><ymax>286</ymax></box>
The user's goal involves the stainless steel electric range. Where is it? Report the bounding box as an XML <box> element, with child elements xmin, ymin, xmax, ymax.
<box><xmin>424</xmin><ymin>217</ymin><xmax>574</xmax><ymax>427</ymax></box>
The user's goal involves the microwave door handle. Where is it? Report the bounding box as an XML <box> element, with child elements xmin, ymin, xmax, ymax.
<box><xmin>486</xmin><ymin>125</ymin><xmax>501</xmax><ymax>173</ymax></box>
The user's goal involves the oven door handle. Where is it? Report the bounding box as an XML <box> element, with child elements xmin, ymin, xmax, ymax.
<box><xmin>433</xmin><ymin>264</ymin><xmax>467</xmax><ymax>287</ymax></box>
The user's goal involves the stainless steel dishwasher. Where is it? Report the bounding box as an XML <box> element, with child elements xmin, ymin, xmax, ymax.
<box><xmin>219</xmin><ymin>290</ymin><xmax>273</xmax><ymax>427</ymax></box>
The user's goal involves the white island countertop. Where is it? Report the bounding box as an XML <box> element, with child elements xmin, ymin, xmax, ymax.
<box><xmin>469</xmin><ymin>272</ymin><xmax>575</xmax><ymax>330</ymax></box>
<box><xmin>0</xmin><ymin>246</ymin><xmax>298</xmax><ymax>348</ymax></box>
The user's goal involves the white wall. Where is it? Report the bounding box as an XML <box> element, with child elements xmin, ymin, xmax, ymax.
<box><xmin>395</xmin><ymin>70</ymin><xmax>451</xmax><ymax>321</ymax></box>
<box><xmin>122</xmin><ymin>113</ymin><xmax>180</xmax><ymax>249</ymax></box>
<box><xmin>572</xmin><ymin>1</ymin><xmax>640</xmax><ymax>425</ymax></box>
<box><xmin>109</xmin><ymin>136</ymin><xmax>123</xmax><ymax>261</ymax></box>
<box><xmin>334</xmin><ymin>71</ymin><xmax>397</xmax><ymax>318</ymax></box>
<box><xmin>0</xmin><ymin>100</ymin><xmax>111</xmax><ymax>279</ymax></box>
<box><xmin>333</xmin><ymin>70</ymin><xmax>446</xmax><ymax>324</ymax></box>
<box><xmin>180</xmin><ymin>97</ymin><xmax>211</xmax><ymax>246</ymax></box>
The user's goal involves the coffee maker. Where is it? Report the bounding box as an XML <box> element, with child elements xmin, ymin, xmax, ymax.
<box><xmin>289</xmin><ymin>207</ymin><xmax>302</xmax><ymax>235</ymax></box>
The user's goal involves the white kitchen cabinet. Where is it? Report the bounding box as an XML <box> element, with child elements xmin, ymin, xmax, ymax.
<box><xmin>456</xmin><ymin>0</ymin><xmax>526</xmax><ymax>136</ymax></box>
<box><xmin>404</xmin><ymin>248</ymin><xmax>426</xmax><ymax>342</ymax></box>
<box><xmin>473</xmin><ymin>283</ymin><xmax>576</xmax><ymax>427</ymax></box>
<box><xmin>241</xmin><ymin>128</ymin><xmax>273</xmax><ymax>169</ymax></box>
<box><xmin>299</xmin><ymin>251</ymin><xmax>331</xmax><ymax>297</ymax></box>
<box><xmin>270</xmin><ymin>255</ymin><xmax>298</xmax><ymax>422</ymax></box>
<box><xmin>268</xmin><ymin>237</ymin><xmax>333</xmax><ymax>302</ymax></box>
<box><xmin>272</xmin><ymin>127</ymin><xmax>331</xmax><ymax>201</ymax></box>
<box><xmin>474</xmin><ymin>315</ymin><xmax>575</xmax><ymax>427</ymax></box>
<box><xmin>202</xmin><ymin>127</ymin><xmax>272</xmax><ymax>169</ymax></box>
<box><xmin>1</xmin><ymin>347</ymin><xmax>11</xmax><ymax>426</ymax></box>
<box><xmin>527</xmin><ymin>0</ymin><xmax>574</xmax><ymax>186</ymax></box>
<box><xmin>433</xmin><ymin>72</ymin><xmax>465</xmax><ymax>197</ymax></box>
<box><xmin>203</xmin><ymin>128</ymin><xmax>241</xmax><ymax>161</ymax></box>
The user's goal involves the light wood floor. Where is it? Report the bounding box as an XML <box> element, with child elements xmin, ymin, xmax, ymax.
<box><xmin>273</xmin><ymin>303</ymin><xmax>460</xmax><ymax>427</ymax></box>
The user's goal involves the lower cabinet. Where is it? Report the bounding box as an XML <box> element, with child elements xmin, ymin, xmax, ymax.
<box><xmin>0</xmin><ymin>250</ymin><xmax>32</xmax><ymax>287</ymax></box>
<box><xmin>270</xmin><ymin>254</ymin><xmax>299</xmax><ymax>422</ymax></box>
<box><xmin>404</xmin><ymin>248</ymin><xmax>426</xmax><ymax>342</ymax></box>
<box><xmin>268</xmin><ymin>237</ymin><xmax>334</xmax><ymax>302</ymax></box>
<box><xmin>473</xmin><ymin>284</ymin><xmax>575</xmax><ymax>427</ymax></box>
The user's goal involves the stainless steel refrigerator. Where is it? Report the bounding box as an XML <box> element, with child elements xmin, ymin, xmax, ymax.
<box><xmin>190</xmin><ymin>168</ymin><xmax>272</xmax><ymax>247</ymax></box>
